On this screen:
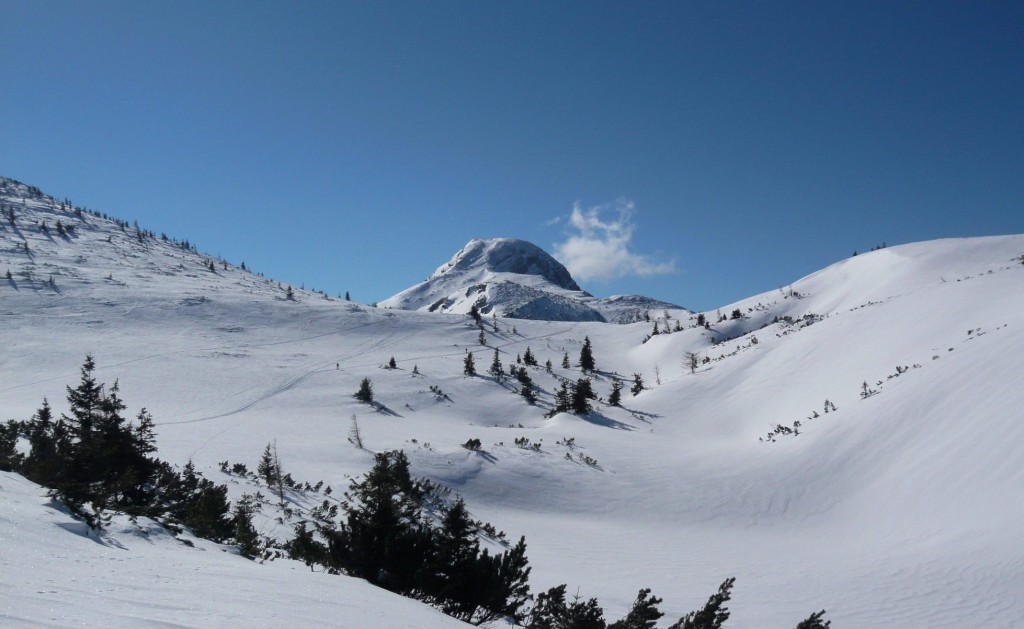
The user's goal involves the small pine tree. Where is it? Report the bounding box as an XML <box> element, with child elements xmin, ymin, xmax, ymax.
<box><xmin>795</xmin><ymin>610</ymin><xmax>831</xmax><ymax>629</ymax></box>
<box><xmin>355</xmin><ymin>377</ymin><xmax>374</xmax><ymax>403</ymax></box>
<box><xmin>478</xmin><ymin>330</ymin><xmax>487</xmax><ymax>346</ymax></box>
<box><xmin>469</xmin><ymin>303</ymin><xmax>482</xmax><ymax>324</ymax></box>
<box><xmin>232</xmin><ymin>494</ymin><xmax>261</xmax><ymax>559</ymax></box>
<box><xmin>344</xmin><ymin>291</ymin><xmax>350</xmax><ymax>301</ymax></box>
<box><xmin>562</xmin><ymin>352</ymin><xmax>571</xmax><ymax>369</ymax></box>
<box><xmin>257</xmin><ymin>443</ymin><xmax>276</xmax><ymax>486</ymax></box>
<box><xmin>463</xmin><ymin>351</ymin><xmax>476</xmax><ymax>376</ymax></box>
<box><xmin>388</xmin><ymin>356</ymin><xmax>397</xmax><ymax>369</ymax></box>
<box><xmin>553</xmin><ymin>381</ymin><xmax>571</xmax><ymax>414</ymax></box>
<box><xmin>669</xmin><ymin>577</ymin><xmax>735</xmax><ymax>629</ymax></box>
<box><xmin>489</xmin><ymin>349</ymin><xmax>504</xmax><ymax>380</ymax></box>
<box><xmin>571</xmin><ymin>378</ymin><xmax>594</xmax><ymax>415</ymax></box>
<box><xmin>545</xmin><ymin>358</ymin><xmax>553</xmax><ymax>373</ymax></box>
<box><xmin>631</xmin><ymin>373</ymin><xmax>645</xmax><ymax>396</ymax></box>
<box><xmin>285</xmin><ymin>286</ymin><xmax>295</xmax><ymax>300</ymax></box>
<box><xmin>696</xmin><ymin>313</ymin><xmax>707</xmax><ymax>327</ymax></box>
<box><xmin>608</xmin><ymin>379</ymin><xmax>623</xmax><ymax>406</ymax></box>
<box><xmin>523</xmin><ymin>346</ymin><xmax>537</xmax><ymax>366</ymax></box>
<box><xmin>578</xmin><ymin>336</ymin><xmax>596</xmax><ymax>372</ymax></box>
<box><xmin>609</xmin><ymin>588</ymin><xmax>664</xmax><ymax>629</ymax></box>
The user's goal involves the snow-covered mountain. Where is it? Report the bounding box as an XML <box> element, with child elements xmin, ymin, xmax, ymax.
<box><xmin>3</xmin><ymin>175</ymin><xmax>1024</xmax><ymax>628</ymax></box>
<box><xmin>380</xmin><ymin>237</ymin><xmax>686</xmax><ymax>322</ymax></box>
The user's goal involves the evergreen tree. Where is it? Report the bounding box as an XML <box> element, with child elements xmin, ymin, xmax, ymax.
<box><xmin>258</xmin><ymin>442</ymin><xmax>276</xmax><ymax>485</ymax></box>
<box><xmin>608</xmin><ymin>379</ymin><xmax>623</xmax><ymax>407</ymax></box>
<box><xmin>528</xmin><ymin>585</ymin><xmax>606</xmax><ymax>629</ymax></box>
<box><xmin>286</xmin><ymin>286</ymin><xmax>295</xmax><ymax>300</ymax></box>
<box><xmin>469</xmin><ymin>304</ymin><xmax>482</xmax><ymax>325</ymax></box>
<box><xmin>795</xmin><ymin>610</ymin><xmax>831</xmax><ymax>629</ymax></box>
<box><xmin>176</xmin><ymin>460</ymin><xmax>233</xmax><ymax>541</ymax></box>
<box><xmin>571</xmin><ymin>378</ymin><xmax>595</xmax><ymax>415</ymax></box>
<box><xmin>290</xmin><ymin>521</ymin><xmax>327</xmax><ymax>570</ymax></box>
<box><xmin>327</xmin><ymin>451</ymin><xmax>428</xmax><ymax>592</ymax></box>
<box><xmin>22</xmin><ymin>398</ymin><xmax>62</xmax><ymax>486</ymax></box>
<box><xmin>578</xmin><ymin>337</ymin><xmax>596</xmax><ymax>372</ymax></box>
<box><xmin>464</xmin><ymin>352</ymin><xmax>477</xmax><ymax>376</ymax></box>
<box><xmin>232</xmin><ymin>494</ymin><xmax>261</xmax><ymax>558</ymax></box>
<box><xmin>388</xmin><ymin>356</ymin><xmax>397</xmax><ymax>369</ymax></box>
<box><xmin>669</xmin><ymin>577</ymin><xmax>735</xmax><ymax>629</ymax></box>
<box><xmin>562</xmin><ymin>352</ymin><xmax>571</xmax><ymax>369</ymax></box>
<box><xmin>696</xmin><ymin>313</ymin><xmax>707</xmax><ymax>327</ymax></box>
<box><xmin>489</xmin><ymin>349</ymin><xmax>504</xmax><ymax>380</ymax></box>
<box><xmin>0</xmin><ymin>420</ymin><xmax>21</xmax><ymax>472</ymax></box>
<box><xmin>355</xmin><ymin>377</ymin><xmax>374</xmax><ymax>403</ymax></box>
<box><xmin>523</xmin><ymin>347</ymin><xmax>537</xmax><ymax>366</ymax></box>
<box><xmin>345</xmin><ymin>290</ymin><xmax>350</xmax><ymax>301</ymax></box>
<box><xmin>608</xmin><ymin>588</ymin><xmax>664</xmax><ymax>629</ymax></box>
<box><xmin>553</xmin><ymin>381</ymin><xmax>572</xmax><ymax>414</ymax></box>
<box><xmin>631</xmin><ymin>373</ymin><xmax>645</xmax><ymax>397</ymax></box>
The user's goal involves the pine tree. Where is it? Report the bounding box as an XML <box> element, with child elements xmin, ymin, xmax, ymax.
<box><xmin>388</xmin><ymin>356</ymin><xmax>397</xmax><ymax>369</ymax></box>
<box><xmin>489</xmin><ymin>349</ymin><xmax>504</xmax><ymax>380</ymax></box>
<box><xmin>479</xmin><ymin>330</ymin><xmax>487</xmax><ymax>346</ymax></box>
<box><xmin>609</xmin><ymin>588</ymin><xmax>664</xmax><ymax>629</ymax></box>
<box><xmin>571</xmin><ymin>378</ymin><xmax>594</xmax><ymax>415</ymax></box>
<box><xmin>578</xmin><ymin>337</ymin><xmax>596</xmax><ymax>372</ymax></box>
<box><xmin>233</xmin><ymin>493</ymin><xmax>261</xmax><ymax>558</ymax></box>
<box><xmin>285</xmin><ymin>286</ymin><xmax>295</xmax><ymax>300</ymax></box>
<box><xmin>669</xmin><ymin>577</ymin><xmax>735</xmax><ymax>629</ymax></box>
<box><xmin>562</xmin><ymin>352</ymin><xmax>571</xmax><ymax>369</ymax></box>
<box><xmin>523</xmin><ymin>347</ymin><xmax>537</xmax><ymax>366</ymax></box>
<box><xmin>355</xmin><ymin>377</ymin><xmax>374</xmax><ymax>403</ymax></box>
<box><xmin>795</xmin><ymin>610</ymin><xmax>831</xmax><ymax>629</ymax></box>
<box><xmin>631</xmin><ymin>373</ymin><xmax>645</xmax><ymax>397</ymax></box>
<box><xmin>608</xmin><ymin>379</ymin><xmax>623</xmax><ymax>407</ymax></box>
<box><xmin>553</xmin><ymin>381</ymin><xmax>572</xmax><ymax>414</ymax></box>
<box><xmin>258</xmin><ymin>443</ymin><xmax>276</xmax><ymax>485</ymax></box>
<box><xmin>329</xmin><ymin>451</ymin><xmax>427</xmax><ymax>592</ymax></box>
<box><xmin>464</xmin><ymin>352</ymin><xmax>477</xmax><ymax>376</ymax></box>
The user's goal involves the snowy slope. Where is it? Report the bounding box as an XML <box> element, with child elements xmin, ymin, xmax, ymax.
<box><xmin>380</xmin><ymin>237</ymin><xmax>686</xmax><ymax>322</ymax></box>
<box><xmin>3</xmin><ymin>176</ymin><xmax>1024</xmax><ymax>627</ymax></box>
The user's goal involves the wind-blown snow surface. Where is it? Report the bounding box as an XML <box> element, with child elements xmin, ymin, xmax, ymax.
<box><xmin>3</xmin><ymin>178</ymin><xmax>1024</xmax><ymax>627</ymax></box>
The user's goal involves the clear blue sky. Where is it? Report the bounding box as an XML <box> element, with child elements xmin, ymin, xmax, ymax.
<box><xmin>3</xmin><ymin>1</ymin><xmax>1022</xmax><ymax>311</ymax></box>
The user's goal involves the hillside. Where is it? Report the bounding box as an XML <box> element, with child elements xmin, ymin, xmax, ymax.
<box><xmin>2</xmin><ymin>177</ymin><xmax>1024</xmax><ymax>627</ymax></box>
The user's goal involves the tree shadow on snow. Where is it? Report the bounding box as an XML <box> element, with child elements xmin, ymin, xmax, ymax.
<box><xmin>472</xmin><ymin>450</ymin><xmax>499</xmax><ymax>464</ymax></box>
<box><xmin>371</xmin><ymin>401</ymin><xmax>403</xmax><ymax>417</ymax></box>
<box><xmin>579</xmin><ymin>410</ymin><xmax>634</xmax><ymax>431</ymax></box>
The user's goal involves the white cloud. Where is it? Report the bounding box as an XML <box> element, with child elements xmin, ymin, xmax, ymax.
<box><xmin>552</xmin><ymin>200</ymin><xmax>676</xmax><ymax>282</ymax></box>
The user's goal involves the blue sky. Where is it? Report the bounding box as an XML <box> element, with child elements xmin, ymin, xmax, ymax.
<box><xmin>2</xmin><ymin>1</ymin><xmax>1022</xmax><ymax>311</ymax></box>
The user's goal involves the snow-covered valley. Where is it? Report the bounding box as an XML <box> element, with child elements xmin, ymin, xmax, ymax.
<box><xmin>2</xmin><ymin>177</ymin><xmax>1023</xmax><ymax>627</ymax></box>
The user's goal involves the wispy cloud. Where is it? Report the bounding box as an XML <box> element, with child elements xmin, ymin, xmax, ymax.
<box><xmin>552</xmin><ymin>200</ymin><xmax>676</xmax><ymax>282</ymax></box>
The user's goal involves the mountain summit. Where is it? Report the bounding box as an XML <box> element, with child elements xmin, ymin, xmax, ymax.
<box><xmin>380</xmin><ymin>238</ymin><xmax>684</xmax><ymax>322</ymax></box>
<box><xmin>428</xmin><ymin>238</ymin><xmax>582</xmax><ymax>292</ymax></box>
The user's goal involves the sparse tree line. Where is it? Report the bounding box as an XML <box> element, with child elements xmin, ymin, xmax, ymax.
<box><xmin>0</xmin><ymin>357</ymin><xmax>831</xmax><ymax>627</ymax></box>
